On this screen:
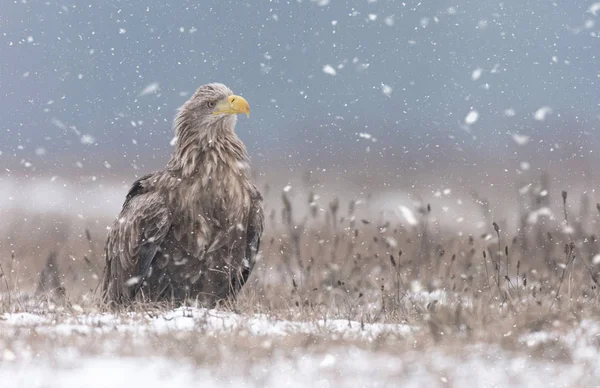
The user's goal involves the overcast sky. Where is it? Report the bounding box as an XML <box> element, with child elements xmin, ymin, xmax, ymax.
<box><xmin>1</xmin><ymin>0</ymin><xmax>598</xmax><ymax>184</ymax></box>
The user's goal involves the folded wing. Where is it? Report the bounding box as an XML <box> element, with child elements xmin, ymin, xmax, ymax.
<box><xmin>241</xmin><ymin>193</ymin><xmax>264</xmax><ymax>288</ymax></box>
<box><xmin>102</xmin><ymin>175</ymin><xmax>171</xmax><ymax>302</ymax></box>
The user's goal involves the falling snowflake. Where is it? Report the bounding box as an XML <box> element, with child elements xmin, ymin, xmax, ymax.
<box><xmin>464</xmin><ymin>110</ymin><xmax>479</xmax><ymax>125</ymax></box>
<box><xmin>534</xmin><ymin>106</ymin><xmax>552</xmax><ymax>121</ymax></box>
<box><xmin>512</xmin><ymin>133</ymin><xmax>530</xmax><ymax>146</ymax></box>
<box><xmin>358</xmin><ymin>133</ymin><xmax>377</xmax><ymax>142</ymax></box>
<box><xmin>381</xmin><ymin>83</ymin><xmax>393</xmax><ymax>97</ymax></box>
<box><xmin>397</xmin><ymin>206</ymin><xmax>418</xmax><ymax>226</ymax></box>
<box><xmin>320</xmin><ymin>354</ymin><xmax>337</xmax><ymax>368</ymax></box>
<box><xmin>527</xmin><ymin>208</ymin><xmax>555</xmax><ymax>224</ymax></box>
<box><xmin>80</xmin><ymin>134</ymin><xmax>96</xmax><ymax>145</ymax></box>
<box><xmin>322</xmin><ymin>65</ymin><xmax>337</xmax><ymax>76</ymax></box>
<box><xmin>139</xmin><ymin>82</ymin><xmax>160</xmax><ymax>96</ymax></box>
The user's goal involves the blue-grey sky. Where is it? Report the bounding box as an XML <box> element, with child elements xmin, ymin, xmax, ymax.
<box><xmin>1</xmin><ymin>0</ymin><xmax>599</xmax><ymax>183</ymax></box>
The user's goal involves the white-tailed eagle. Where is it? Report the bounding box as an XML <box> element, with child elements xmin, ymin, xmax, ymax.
<box><xmin>102</xmin><ymin>83</ymin><xmax>263</xmax><ymax>306</ymax></box>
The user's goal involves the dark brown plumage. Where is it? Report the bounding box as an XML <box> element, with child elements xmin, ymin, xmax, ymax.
<box><xmin>101</xmin><ymin>83</ymin><xmax>263</xmax><ymax>306</ymax></box>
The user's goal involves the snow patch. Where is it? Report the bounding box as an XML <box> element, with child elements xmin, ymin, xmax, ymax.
<box><xmin>2</xmin><ymin>308</ymin><xmax>415</xmax><ymax>340</ymax></box>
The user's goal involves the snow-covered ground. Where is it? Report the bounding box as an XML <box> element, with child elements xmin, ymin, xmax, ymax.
<box><xmin>1</xmin><ymin>307</ymin><xmax>414</xmax><ymax>339</ymax></box>
<box><xmin>1</xmin><ymin>307</ymin><xmax>599</xmax><ymax>387</ymax></box>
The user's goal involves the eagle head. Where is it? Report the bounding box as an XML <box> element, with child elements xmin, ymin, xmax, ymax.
<box><xmin>171</xmin><ymin>83</ymin><xmax>251</xmax><ymax>162</ymax></box>
<box><xmin>178</xmin><ymin>83</ymin><xmax>250</xmax><ymax>127</ymax></box>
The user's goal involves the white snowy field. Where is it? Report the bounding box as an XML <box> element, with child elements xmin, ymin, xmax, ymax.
<box><xmin>1</xmin><ymin>305</ymin><xmax>600</xmax><ymax>388</ymax></box>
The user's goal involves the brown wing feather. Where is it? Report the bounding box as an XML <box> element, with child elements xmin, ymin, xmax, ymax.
<box><xmin>240</xmin><ymin>192</ymin><xmax>264</xmax><ymax>287</ymax></box>
<box><xmin>102</xmin><ymin>175</ymin><xmax>171</xmax><ymax>303</ymax></box>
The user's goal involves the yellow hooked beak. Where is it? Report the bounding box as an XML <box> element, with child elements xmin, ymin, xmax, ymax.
<box><xmin>212</xmin><ymin>95</ymin><xmax>250</xmax><ymax>117</ymax></box>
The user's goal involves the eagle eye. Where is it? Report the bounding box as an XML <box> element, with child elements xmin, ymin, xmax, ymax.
<box><xmin>206</xmin><ymin>101</ymin><xmax>216</xmax><ymax>108</ymax></box>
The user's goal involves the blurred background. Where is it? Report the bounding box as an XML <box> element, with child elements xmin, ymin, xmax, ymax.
<box><xmin>1</xmin><ymin>0</ymin><xmax>599</xmax><ymax>253</ymax></box>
